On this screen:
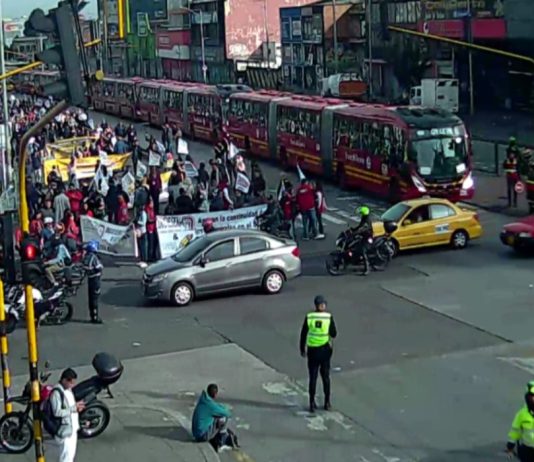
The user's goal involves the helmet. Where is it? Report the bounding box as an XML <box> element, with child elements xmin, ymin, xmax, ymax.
<box><xmin>527</xmin><ymin>381</ymin><xmax>534</xmax><ymax>395</ymax></box>
<box><xmin>357</xmin><ymin>206</ymin><xmax>370</xmax><ymax>217</ymax></box>
<box><xmin>509</xmin><ymin>136</ymin><xmax>517</xmax><ymax>145</ymax></box>
<box><xmin>314</xmin><ymin>295</ymin><xmax>327</xmax><ymax>306</ymax></box>
<box><xmin>85</xmin><ymin>240</ymin><xmax>99</xmax><ymax>253</ymax></box>
<box><xmin>202</xmin><ymin>218</ymin><xmax>214</xmax><ymax>233</ymax></box>
<box><xmin>44</xmin><ymin>217</ymin><xmax>53</xmax><ymax>225</ymax></box>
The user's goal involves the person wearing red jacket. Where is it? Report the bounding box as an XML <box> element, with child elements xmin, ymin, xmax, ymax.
<box><xmin>145</xmin><ymin>197</ymin><xmax>158</xmax><ymax>262</ymax></box>
<box><xmin>116</xmin><ymin>195</ymin><xmax>130</xmax><ymax>225</ymax></box>
<box><xmin>63</xmin><ymin>210</ymin><xmax>80</xmax><ymax>242</ymax></box>
<box><xmin>66</xmin><ymin>184</ymin><xmax>84</xmax><ymax>220</ymax></box>
<box><xmin>295</xmin><ymin>179</ymin><xmax>318</xmax><ymax>240</ymax></box>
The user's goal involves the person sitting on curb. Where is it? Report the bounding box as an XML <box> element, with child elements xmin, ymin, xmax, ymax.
<box><xmin>192</xmin><ymin>383</ymin><xmax>239</xmax><ymax>452</ymax></box>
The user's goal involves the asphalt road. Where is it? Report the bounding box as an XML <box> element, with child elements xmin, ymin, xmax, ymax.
<box><xmin>4</xmin><ymin>113</ymin><xmax>534</xmax><ymax>462</ymax></box>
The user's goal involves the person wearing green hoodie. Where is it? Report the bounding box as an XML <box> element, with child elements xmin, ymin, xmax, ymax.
<box><xmin>192</xmin><ymin>383</ymin><xmax>233</xmax><ymax>447</ymax></box>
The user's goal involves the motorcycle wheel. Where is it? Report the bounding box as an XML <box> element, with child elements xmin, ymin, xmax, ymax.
<box><xmin>56</xmin><ymin>302</ymin><xmax>74</xmax><ymax>324</ymax></box>
<box><xmin>370</xmin><ymin>247</ymin><xmax>390</xmax><ymax>272</ymax></box>
<box><xmin>0</xmin><ymin>412</ymin><xmax>34</xmax><ymax>454</ymax></box>
<box><xmin>78</xmin><ymin>401</ymin><xmax>111</xmax><ymax>439</ymax></box>
<box><xmin>6</xmin><ymin>314</ymin><xmax>17</xmax><ymax>334</ymax></box>
<box><xmin>326</xmin><ymin>253</ymin><xmax>344</xmax><ymax>276</ymax></box>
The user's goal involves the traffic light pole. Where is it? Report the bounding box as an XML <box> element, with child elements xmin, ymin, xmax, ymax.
<box><xmin>0</xmin><ymin>279</ymin><xmax>13</xmax><ymax>414</ymax></box>
<box><xmin>18</xmin><ymin>99</ymin><xmax>68</xmax><ymax>462</ymax></box>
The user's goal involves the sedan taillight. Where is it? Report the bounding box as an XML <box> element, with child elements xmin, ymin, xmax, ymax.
<box><xmin>291</xmin><ymin>247</ymin><xmax>300</xmax><ymax>258</ymax></box>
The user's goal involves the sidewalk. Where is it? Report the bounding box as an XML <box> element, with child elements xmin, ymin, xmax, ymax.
<box><xmin>8</xmin><ymin>344</ymin><xmax>416</xmax><ymax>462</ymax></box>
<box><xmin>469</xmin><ymin>172</ymin><xmax>530</xmax><ymax>217</ymax></box>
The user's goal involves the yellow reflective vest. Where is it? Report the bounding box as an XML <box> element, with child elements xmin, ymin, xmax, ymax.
<box><xmin>509</xmin><ymin>406</ymin><xmax>534</xmax><ymax>448</ymax></box>
<box><xmin>306</xmin><ymin>312</ymin><xmax>332</xmax><ymax>348</ymax></box>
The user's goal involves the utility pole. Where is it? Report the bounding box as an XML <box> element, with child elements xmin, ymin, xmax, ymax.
<box><xmin>467</xmin><ymin>0</ymin><xmax>474</xmax><ymax>115</ymax></box>
<box><xmin>367</xmin><ymin>0</ymin><xmax>373</xmax><ymax>98</ymax></box>
<box><xmin>200</xmin><ymin>12</ymin><xmax>207</xmax><ymax>83</ymax></box>
<box><xmin>263</xmin><ymin>0</ymin><xmax>270</xmax><ymax>65</ymax></box>
<box><xmin>0</xmin><ymin>0</ymin><xmax>11</xmax><ymax>189</ymax></box>
<box><xmin>332</xmin><ymin>0</ymin><xmax>339</xmax><ymax>74</ymax></box>
<box><xmin>101</xmin><ymin>0</ymin><xmax>110</xmax><ymax>74</ymax></box>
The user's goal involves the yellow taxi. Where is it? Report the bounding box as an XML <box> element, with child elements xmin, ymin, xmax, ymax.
<box><xmin>372</xmin><ymin>198</ymin><xmax>483</xmax><ymax>253</ymax></box>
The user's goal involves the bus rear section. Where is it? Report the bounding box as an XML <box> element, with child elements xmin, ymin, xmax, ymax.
<box><xmin>184</xmin><ymin>87</ymin><xmax>222</xmax><ymax>142</ymax></box>
<box><xmin>332</xmin><ymin>105</ymin><xmax>474</xmax><ymax>202</ymax></box>
<box><xmin>227</xmin><ymin>91</ymin><xmax>289</xmax><ymax>159</ymax></box>
<box><xmin>116</xmin><ymin>78</ymin><xmax>141</xmax><ymax>120</ymax></box>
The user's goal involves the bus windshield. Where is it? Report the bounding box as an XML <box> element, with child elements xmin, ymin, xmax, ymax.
<box><xmin>411</xmin><ymin>136</ymin><xmax>467</xmax><ymax>179</ymax></box>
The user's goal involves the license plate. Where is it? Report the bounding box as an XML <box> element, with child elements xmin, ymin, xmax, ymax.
<box><xmin>506</xmin><ymin>235</ymin><xmax>515</xmax><ymax>245</ymax></box>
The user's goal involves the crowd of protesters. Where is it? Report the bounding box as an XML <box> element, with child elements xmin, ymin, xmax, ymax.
<box><xmin>5</xmin><ymin>93</ymin><xmax>328</xmax><ymax>272</ymax></box>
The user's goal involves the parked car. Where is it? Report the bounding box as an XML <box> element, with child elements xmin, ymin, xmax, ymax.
<box><xmin>500</xmin><ymin>216</ymin><xmax>534</xmax><ymax>254</ymax></box>
<box><xmin>142</xmin><ymin>229</ymin><xmax>302</xmax><ymax>306</ymax></box>
<box><xmin>373</xmin><ymin>198</ymin><xmax>483</xmax><ymax>254</ymax></box>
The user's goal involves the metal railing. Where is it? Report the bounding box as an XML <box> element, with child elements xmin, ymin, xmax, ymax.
<box><xmin>472</xmin><ymin>138</ymin><xmax>533</xmax><ymax>176</ymax></box>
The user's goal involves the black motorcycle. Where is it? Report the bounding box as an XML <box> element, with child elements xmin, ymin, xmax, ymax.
<box><xmin>256</xmin><ymin>213</ymin><xmax>292</xmax><ymax>239</ymax></box>
<box><xmin>325</xmin><ymin>221</ymin><xmax>398</xmax><ymax>276</ymax></box>
<box><xmin>0</xmin><ymin>353</ymin><xmax>124</xmax><ymax>454</ymax></box>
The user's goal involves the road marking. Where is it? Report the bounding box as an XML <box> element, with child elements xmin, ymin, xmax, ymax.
<box><xmin>337</xmin><ymin>210</ymin><xmax>359</xmax><ymax>222</ymax></box>
<box><xmin>337</xmin><ymin>196</ymin><xmax>364</xmax><ymax>201</ymax></box>
<box><xmin>322</xmin><ymin>213</ymin><xmax>346</xmax><ymax>225</ymax></box>
<box><xmin>499</xmin><ymin>357</ymin><xmax>534</xmax><ymax>375</ymax></box>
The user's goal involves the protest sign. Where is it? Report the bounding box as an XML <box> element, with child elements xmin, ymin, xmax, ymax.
<box><xmin>121</xmin><ymin>172</ymin><xmax>136</xmax><ymax>207</ymax></box>
<box><xmin>157</xmin><ymin>204</ymin><xmax>267</xmax><ymax>258</ymax></box>
<box><xmin>149</xmin><ymin>151</ymin><xmax>161</xmax><ymax>167</ymax></box>
<box><xmin>43</xmin><ymin>153</ymin><xmax>130</xmax><ymax>183</ymax></box>
<box><xmin>136</xmin><ymin>161</ymin><xmax>148</xmax><ymax>179</ymax></box>
<box><xmin>235</xmin><ymin>172</ymin><xmax>250</xmax><ymax>194</ymax></box>
<box><xmin>184</xmin><ymin>161</ymin><xmax>198</xmax><ymax>178</ymax></box>
<box><xmin>178</xmin><ymin>138</ymin><xmax>189</xmax><ymax>155</ymax></box>
<box><xmin>80</xmin><ymin>215</ymin><xmax>138</xmax><ymax>257</ymax></box>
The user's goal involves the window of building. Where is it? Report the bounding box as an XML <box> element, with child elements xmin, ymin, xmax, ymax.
<box><xmin>281</xmin><ymin>18</ymin><xmax>291</xmax><ymax>41</ymax></box>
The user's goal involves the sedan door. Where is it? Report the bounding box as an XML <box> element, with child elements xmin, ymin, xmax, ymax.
<box><xmin>193</xmin><ymin>239</ymin><xmax>238</xmax><ymax>294</ymax></box>
<box><xmin>231</xmin><ymin>237</ymin><xmax>271</xmax><ymax>288</ymax></box>
<box><xmin>428</xmin><ymin>203</ymin><xmax>457</xmax><ymax>244</ymax></box>
<box><xmin>395</xmin><ymin>205</ymin><xmax>432</xmax><ymax>248</ymax></box>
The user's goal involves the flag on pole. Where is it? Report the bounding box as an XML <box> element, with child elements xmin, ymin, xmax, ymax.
<box><xmin>277</xmin><ymin>178</ymin><xmax>286</xmax><ymax>201</ymax></box>
<box><xmin>297</xmin><ymin>163</ymin><xmax>306</xmax><ymax>181</ymax></box>
<box><xmin>228</xmin><ymin>142</ymin><xmax>239</xmax><ymax>160</ymax></box>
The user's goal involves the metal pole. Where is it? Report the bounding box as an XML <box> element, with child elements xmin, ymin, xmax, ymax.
<box><xmin>19</xmin><ymin>100</ymin><xmax>68</xmax><ymax>462</ymax></box>
<box><xmin>0</xmin><ymin>279</ymin><xmax>13</xmax><ymax>414</ymax></box>
<box><xmin>332</xmin><ymin>0</ymin><xmax>338</xmax><ymax>74</ymax></box>
<box><xmin>102</xmin><ymin>0</ymin><xmax>110</xmax><ymax>74</ymax></box>
<box><xmin>0</xmin><ymin>1</ymin><xmax>11</xmax><ymax>188</ymax></box>
<box><xmin>367</xmin><ymin>0</ymin><xmax>373</xmax><ymax>98</ymax></box>
<box><xmin>200</xmin><ymin>12</ymin><xmax>207</xmax><ymax>83</ymax></box>
<box><xmin>467</xmin><ymin>0</ymin><xmax>474</xmax><ymax>115</ymax></box>
<box><xmin>263</xmin><ymin>0</ymin><xmax>270</xmax><ymax>65</ymax></box>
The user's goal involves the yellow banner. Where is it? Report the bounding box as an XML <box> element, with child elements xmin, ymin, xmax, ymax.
<box><xmin>44</xmin><ymin>153</ymin><xmax>132</xmax><ymax>183</ymax></box>
<box><xmin>47</xmin><ymin>137</ymin><xmax>98</xmax><ymax>159</ymax></box>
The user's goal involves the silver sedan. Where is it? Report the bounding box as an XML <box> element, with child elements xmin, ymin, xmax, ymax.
<box><xmin>142</xmin><ymin>229</ymin><xmax>302</xmax><ymax>306</ymax></box>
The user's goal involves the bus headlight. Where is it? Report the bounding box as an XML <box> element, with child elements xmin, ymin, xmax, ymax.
<box><xmin>462</xmin><ymin>173</ymin><xmax>474</xmax><ymax>190</ymax></box>
<box><xmin>411</xmin><ymin>175</ymin><xmax>427</xmax><ymax>193</ymax></box>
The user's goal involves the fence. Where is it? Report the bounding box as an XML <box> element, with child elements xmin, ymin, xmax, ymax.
<box><xmin>472</xmin><ymin>138</ymin><xmax>533</xmax><ymax>176</ymax></box>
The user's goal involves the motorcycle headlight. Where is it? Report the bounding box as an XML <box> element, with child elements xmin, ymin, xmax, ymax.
<box><xmin>152</xmin><ymin>273</ymin><xmax>168</xmax><ymax>283</ymax></box>
<box><xmin>411</xmin><ymin>175</ymin><xmax>427</xmax><ymax>193</ymax></box>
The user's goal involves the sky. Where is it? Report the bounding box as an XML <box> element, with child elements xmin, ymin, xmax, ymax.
<box><xmin>3</xmin><ymin>0</ymin><xmax>98</xmax><ymax>19</ymax></box>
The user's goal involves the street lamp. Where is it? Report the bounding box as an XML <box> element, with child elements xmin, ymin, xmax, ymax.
<box><xmin>183</xmin><ymin>6</ymin><xmax>207</xmax><ymax>83</ymax></box>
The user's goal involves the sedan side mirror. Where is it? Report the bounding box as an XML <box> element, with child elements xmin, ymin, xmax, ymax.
<box><xmin>198</xmin><ymin>256</ymin><xmax>207</xmax><ymax>267</ymax></box>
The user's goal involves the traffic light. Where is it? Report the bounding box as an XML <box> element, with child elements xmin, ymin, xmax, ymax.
<box><xmin>24</xmin><ymin>2</ymin><xmax>87</xmax><ymax>107</ymax></box>
<box><xmin>19</xmin><ymin>236</ymin><xmax>43</xmax><ymax>287</ymax></box>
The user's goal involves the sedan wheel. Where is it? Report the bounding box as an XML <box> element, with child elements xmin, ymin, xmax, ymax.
<box><xmin>171</xmin><ymin>282</ymin><xmax>194</xmax><ymax>307</ymax></box>
<box><xmin>451</xmin><ymin>230</ymin><xmax>468</xmax><ymax>249</ymax></box>
<box><xmin>263</xmin><ymin>270</ymin><xmax>284</xmax><ymax>295</ymax></box>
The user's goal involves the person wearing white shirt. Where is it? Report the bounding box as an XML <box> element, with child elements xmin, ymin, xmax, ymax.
<box><xmin>48</xmin><ymin>368</ymin><xmax>85</xmax><ymax>462</ymax></box>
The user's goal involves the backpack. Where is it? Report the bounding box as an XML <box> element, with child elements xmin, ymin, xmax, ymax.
<box><xmin>41</xmin><ymin>388</ymin><xmax>66</xmax><ymax>437</ymax></box>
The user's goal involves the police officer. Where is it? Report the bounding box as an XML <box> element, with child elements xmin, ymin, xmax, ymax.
<box><xmin>506</xmin><ymin>381</ymin><xmax>534</xmax><ymax>460</ymax></box>
<box><xmin>82</xmin><ymin>240</ymin><xmax>103</xmax><ymax>324</ymax></box>
<box><xmin>299</xmin><ymin>295</ymin><xmax>337</xmax><ymax>413</ymax></box>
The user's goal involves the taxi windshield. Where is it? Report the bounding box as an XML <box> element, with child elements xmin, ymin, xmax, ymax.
<box><xmin>412</xmin><ymin>136</ymin><xmax>466</xmax><ymax>179</ymax></box>
<box><xmin>381</xmin><ymin>203</ymin><xmax>411</xmax><ymax>222</ymax></box>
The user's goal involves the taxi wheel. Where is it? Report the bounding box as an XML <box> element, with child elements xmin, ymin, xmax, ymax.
<box><xmin>450</xmin><ymin>230</ymin><xmax>469</xmax><ymax>250</ymax></box>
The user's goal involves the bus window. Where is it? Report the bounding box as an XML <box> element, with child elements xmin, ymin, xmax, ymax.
<box><xmin>103</xmin><ymin>82</ymin><xmax>115</xmax><ymax>97</ymax></box>
<box><xmin>117</xmin><ymin>83</ymin><xmax>134</xmax><ymax>100</ymax></box>
<box><xmin>163</xmin><ymin>89</ymin><xmax>182</xmax><ymax>110</ymax></box>
<box><xmin>278</xmin><ymin>106</ymin><xmax>320</xmax><ymax>140</ymax></box>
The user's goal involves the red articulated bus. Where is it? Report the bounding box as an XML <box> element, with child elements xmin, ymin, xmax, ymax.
<box><xmin>331</xmin><ymin>104</ymin><xmax>474</xmax><ymax>202</ymax></box>
<box><xmin>227</xmin><ymin>90</ymin><xmax>291</xmax><ymax>159</ymax></box>
<box><xmin>276</xmin><ymin>95</ymin><xmax>347</xmax><ymax>175</ymax></box>
<box><xmin>115</xmin><ymin>77</ymin><xmax>144</xmax><ymax>119</ymax></box>
<box><xmin>136</xmin><ymin>80</ymin><xmax>163</xmax><ymax>124</ymax></box>
<box><xmin>91</xmin><ymin>78</ymin><xmax>120</xmax><ymax>114</ymax></box>
<box><xmin>160</xmin><ymin>82</ymin><xmax>201</xmax><ymax>130</ymax></box>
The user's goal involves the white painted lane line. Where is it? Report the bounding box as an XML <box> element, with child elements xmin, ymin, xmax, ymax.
<box><xmin>336</xmin><ymin>196</ymin><xmax>364</xmax><ymax>201</ymax></box>
<box><xmin>322</xmin><ymin>213</ymin><xmax>346</xmax><ymax>225</ymax></box>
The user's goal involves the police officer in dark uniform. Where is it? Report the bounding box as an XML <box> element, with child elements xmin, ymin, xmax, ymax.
<box><xmin>82</xmin><ymin>240</ymin><xmax>103</xmax><ymax>324</ymax></box>
<box><xmin>300</xmin><ymin>295</ymin><xmax>337</xmax><ymax>413</ymax></box>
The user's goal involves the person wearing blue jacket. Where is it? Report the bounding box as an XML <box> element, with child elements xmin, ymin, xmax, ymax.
<box><xmin>192</xmin><ymin>383</ymin><xmax>235</xmax><ymax>449</ymax></box>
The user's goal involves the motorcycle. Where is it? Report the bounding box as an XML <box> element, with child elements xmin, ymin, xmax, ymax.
<box><xmin>3</xmin><ymin>285</ymin><xmax>74</xmax><ymax>334</ymax></box>
<box><xmin>0</xmin><ymin>353</ymin><xmax>124</xmax><ymax>454</ymax></box>
<box><xmin>325</xmin><ymin>221</ymin><xmax>398</xmax><ymax>276</ymax></box>
<box><xmin>256</xmin><ymin>214</ymin><xmax>292</xmax><ymax>239</ymax></box>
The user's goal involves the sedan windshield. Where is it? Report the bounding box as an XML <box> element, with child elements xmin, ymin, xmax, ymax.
<box><xmin>381</xmin><ymin>203</ymin><xmax>411</xmax><ymax>222</ymax></box>
<box><xmin>412</xmin><ymin>137</ymin><xmax>466</xmax><ymax>179</ymax></box>
<box><xmin>171</xmin><ymin>237</ymin><xmax>210</xmax><ymax>262</ymax></box>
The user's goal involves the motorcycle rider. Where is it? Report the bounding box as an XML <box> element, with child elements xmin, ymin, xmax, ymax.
<box><xmin>350</xmin><ymin>206</ymin><xmax>373</xmax><ymax>276</ymax></box>
<box><xmin>82</xmin><ymin>240</ymin><xmax>103</xmax><ymax>324</ymax></box>
<box><xmin>44</xmin><ymin>225</ymin><xmax>72</xmax><ymax>287</ymax></box>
